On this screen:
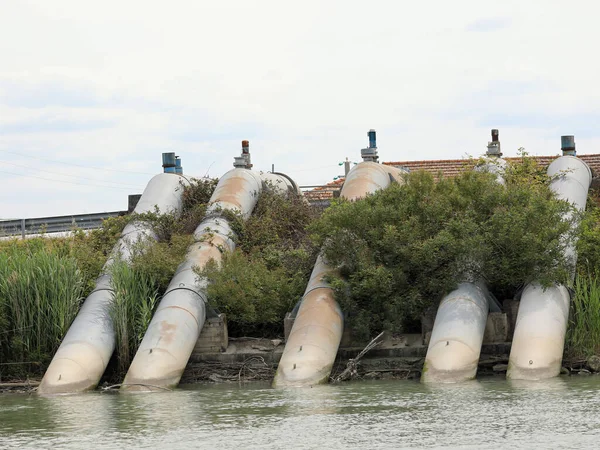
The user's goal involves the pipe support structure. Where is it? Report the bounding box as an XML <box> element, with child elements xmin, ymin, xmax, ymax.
<box><xmin>273</xmin><ymin>162</ymin><xmax>405</xmax><ymax>388</ymax></box>
<box><xmin>122</xmin><ymin>169</ymin><xmax>297</xmax><ymax>391</ymax></box>
<box><xmin>507</xmin><ymin>155</ymin><xmax>592</xmax><ymax>380</ymax></box>
<box><xmin>38</xmin><ymin>173</ymin><xmax>188</xmax><ymax>395</ymax></box>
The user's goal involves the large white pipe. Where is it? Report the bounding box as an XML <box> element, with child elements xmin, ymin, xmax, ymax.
<box><xmin>122</xmin><ymin>168</ymin><xmax>297</xmax><ymax>391</ymax></box>
<box><xmin>38</xmin><ymin>173</ymin><xmax>188</xmax><ymax>395</ymax></box>
<box><xmin>422</xmin><ymin>150</ymin><xmax>505</xmax><ymax>383</ymax></box>
<box><xmin>273</xmin><ymin>161</ymin><xmax>405</xmax><ymax>388</ymax></box>
<box><xmin>422</xmin><ymin>282</ymin><xmax>492</xmax><ymax>382</ymax></box>
<box><xmin>507</xmin><ymin>155</ymin><xmax>591</xmax><ymax>380</ymax></box>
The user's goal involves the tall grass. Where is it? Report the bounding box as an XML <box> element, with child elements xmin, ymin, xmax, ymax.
<box><xmin>566</xmin><ymin>273</ymin><xmax>600</xmax><ymax>359</ymax></box>
<box><xmin>0</xmin><ymin>247</ymin><xmax>85</xmax><ymax>374</ymax></box>
<box><xmin>108</xmin><ymin>261</ymin><xmax>159</xmax><ymax>376</ymax></box>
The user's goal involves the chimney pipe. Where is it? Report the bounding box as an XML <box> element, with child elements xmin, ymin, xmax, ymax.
<box><xmin>486</xmin><ymin>129</ymin><xmax>502</xmax><ymax>157</ymax></box>
<box><xmin>561</xmin><ymin>135</ymin><xmax>576</xmax><ymax>156</ymax></box>
<box><xmin>491</xmin><ymin>129</ymin><xmax>499</xmax><ymax>142</ymax></box>
<box><xmin>234</xmin><ymin>140</ymin><xmax>253</xmax><ymax>169</ymax></box>
<box><xmin>368</xmin><ymin>129</ymin><xmax>377</xmax><ymax>149</ymax></box>
<box><xmin>162</xmin><ymin>152</ymin><xmax>177</xmax><ymax>173</ymax></box>
<box><xmin>361</xmin><ymin>129</ymin><xmax>379</xmax><ymax>162</ymax></box>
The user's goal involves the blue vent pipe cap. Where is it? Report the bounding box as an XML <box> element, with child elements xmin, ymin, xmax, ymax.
<box><xmin>162</xmin><ymin>152</ymin><xmax>177</xmax><ymax>172</ymax></box>
<box><xmin>561</xmin><ymin>135</ymin><xmax>576</xmax><ymax>156</ymax></box>
<box><xmin>368</xmin><ymin>129</ymin><xmax>377</xmax><ymax>148</ymax></box>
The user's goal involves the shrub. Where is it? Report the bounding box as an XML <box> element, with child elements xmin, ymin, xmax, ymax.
<box><xmin>128</xmin><ymin>234</ymin><xmax>192</xmax><ymax>293</ymax></box>
<box><xmin>181</xmin><ymin>177</ymin><xmax>219</xmax><ymax>213</ymax></box>
<box><xmin>201</xmin><ymin>251</ymin><xmax>304</xmax><ymax>336</ymax></box>
<box><xmin>311</xmin><ymin>162</ymin><xmax>575</xmax><ymax>340</ymax></box>
<box><xmin>199</xmin><ymin>189</ymin><xmax>318</xmax><ymax>336</ymax></box>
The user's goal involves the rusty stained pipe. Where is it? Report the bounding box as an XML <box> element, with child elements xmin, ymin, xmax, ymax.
<box><xmin>273</xmin><ymin>162</ymin><xmax>405</xmax><ymax>388</ymax></box>
<box><xmin>121</xmin><ymin>168</ymin><xmax>297</xmax><ymax>391</ymax></box>
<box><xmin>38</xmin><ymin>173</ymin><xmax>189</xmax><ymax>395</ymax></box>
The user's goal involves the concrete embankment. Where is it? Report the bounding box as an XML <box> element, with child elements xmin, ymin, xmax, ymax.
<box><xmin>181</xmin><ymin>332</ymin><xmax>514</xmax><ymax>384</ymax></box>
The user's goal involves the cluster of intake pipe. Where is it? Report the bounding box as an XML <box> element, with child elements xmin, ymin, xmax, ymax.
<box><xmin>39</xmin><ymin>130</ymin><xmax>592</xmax><ymax>394</ymax></box>
<box><xmin>122</xmin><ymin>142</ymin><xmax>300</xmax><ymax>391</ymax></box>
<box><xmin>39</xmin><ymin>141</ymin><xmax>301</xmax><ymax>393</ymax></box>
<box><xmin>38</xmin><ymin>155</ymin><xmax>189</xmax><ymax>394</ymax></box>
<box><xmin>422</xmin><ymin>133</ymin><xmax>592</xmax><ymax>383</ymax></box>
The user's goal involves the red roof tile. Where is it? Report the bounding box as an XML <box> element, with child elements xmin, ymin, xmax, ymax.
<box><xmin>303</xmin><ymin>154</ymin><xmax>600</xmax><ymax>202</ymax></box>
<box><xmin>384</xmin><ymin>154</ymin><xmax>600</xmax><ymax>179</ymax></box>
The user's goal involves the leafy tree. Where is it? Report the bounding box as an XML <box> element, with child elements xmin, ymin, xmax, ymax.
<box><xmin>310</xmin><ymin>159</ymin><xmax>576</xmax><ymax>339</ymax></box>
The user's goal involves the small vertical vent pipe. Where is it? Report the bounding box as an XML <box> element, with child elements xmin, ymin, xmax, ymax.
<box><xmin>162</xmin><ymin>152</ymin><xmax>177</xmax><ymax>173</ymax></box>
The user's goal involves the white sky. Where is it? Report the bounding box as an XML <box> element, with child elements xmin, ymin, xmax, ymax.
<box><xmin>1</xmin><ymin>0</ymin><xmax>599</xmax><ymax>218</ymax></box>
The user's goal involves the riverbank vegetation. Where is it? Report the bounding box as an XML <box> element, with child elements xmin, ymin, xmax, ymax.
<box><xmin>199</xmin><ymin>190</ymin><xmax>318</xmax><ymax>336</ymax></box>
<box><xmin>0</xmin><ymin>246</ymin><xmax>84</xmax><ymax>378</ymax></box>
<box><xmin>2</xmin><ymin>156</ymin><xmax>600</xmax><ymax>380</ymax></box>
<box><xmin>312</xmin><ymin>159</ymin><xmax>577</xmax><ymax>340</ymax></box>
<box><xmin>0</xmin><ymin>177</ymin><xmax>216</xmax><ymax>380</ymax></box>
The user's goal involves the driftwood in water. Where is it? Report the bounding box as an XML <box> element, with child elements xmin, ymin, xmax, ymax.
<box><xmin>331</xmin><ymin>332</ymin><xmax>385</xmax><ymax>383</ymax></box>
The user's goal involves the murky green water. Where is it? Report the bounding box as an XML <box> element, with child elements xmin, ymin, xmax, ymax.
<box><xmin>1</xmin><ymin>376</ymin><xmax>600</xmax><ymax>449</ymax></box>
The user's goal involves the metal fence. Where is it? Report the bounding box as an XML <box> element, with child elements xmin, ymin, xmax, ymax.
<box><xmin>0</xmin><ymin>211</ymin><xmax>128</xmax><ymax>239</ymax></box>
<box><xmin>0</xmin><ymin>185</ymin><xmax>339</xmax><ymax>239</ymax></box>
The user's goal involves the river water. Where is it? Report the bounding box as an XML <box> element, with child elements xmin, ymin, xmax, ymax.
<box><xmin>1</xmin><ymin>376</ymin><xmax>600</xmax><ymax>449</ymax></box>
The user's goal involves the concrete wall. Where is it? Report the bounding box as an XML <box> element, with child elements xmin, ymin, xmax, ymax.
<box><xmin>193</xmin><ymin>314</ymin><xmax>228</xmax><ymax>355</ymax></box>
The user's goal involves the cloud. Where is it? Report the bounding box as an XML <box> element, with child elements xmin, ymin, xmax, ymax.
<box><xmin>476</xmin><ymin>112</ymin><xmax>600</xmax><ymax>139</ymax></box>
<box><xmin>1</xmin><ymin>116</ymin><xmax>116</xmax><ymax>134</ymax></box>
<box><xmin>0</xmin><ymin>80</ymin><xmax>99</xmax><ymax>108</ymax></box>
<box><xmin>1</xmin><ymin>0</ymin><xmax>600</xmax><ymax>218</ymax></box>
<box><xmin>465</xmin><ymin>17</ymin><xmax>512</xmax><ymax>32</ymax></box>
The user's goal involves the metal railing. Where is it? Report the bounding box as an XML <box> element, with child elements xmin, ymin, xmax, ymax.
<box><xmin>0</xmin><ymin>211</ymin><xmax>127</xmax><ymax>238</ymax></box>
<box><xmin>0</xmin><ymin>186</ymin><xmax>339</xmax><ymax>239</ymax></box>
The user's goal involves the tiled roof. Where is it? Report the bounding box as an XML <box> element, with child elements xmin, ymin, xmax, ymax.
<box><xmin>303</xmin><ymin>154</ymin><xmax>600</xmax><ymax>202</ymax></box>
<box><xmin>384</xmin><ymin>154</ymin><xmax>600</xmax><ymax>179</ymax></box>
<box><xmin>303</xmin><ymin>178</ymin><xmax>345</xmax><ymax>202</ymax></box>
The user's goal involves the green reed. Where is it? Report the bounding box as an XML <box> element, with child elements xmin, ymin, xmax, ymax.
<box><xmin>108</xmin><ymin>261</ymin><xmax>159</xmax><ymax>376</ymax></box>
<box><xmin>0</xmin><ymin>247</ymin><xmax>84</xmax><ymax>371</ymax></box>
<box><xmin>566</xmin><ymin>273</ymin><xmax>600</xmax><ymax>359</ymax></box>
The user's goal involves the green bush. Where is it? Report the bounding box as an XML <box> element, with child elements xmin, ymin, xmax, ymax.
<box><xmin>182</xmin><ymin>177</ymin><xmax>219</xmax><ymax>212</ymax></box>
<box><xmin>201</xmin><ymin>251</ymin><xmax>305</xmax><ymax>336</ymax></box>
<box><xmin>311</xmin><ymin>162</ymin><xmax>575</xmax><ymax>340</ymax></box>
<box><xmin>199</xmin><ymin>189</ymin><xmax>318</xmax><ymax>336</ymax></box>
<box><xmin>128</xmin><ymin>234</ymin><xmax>192</xmax><ymax>293</ymax></box>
